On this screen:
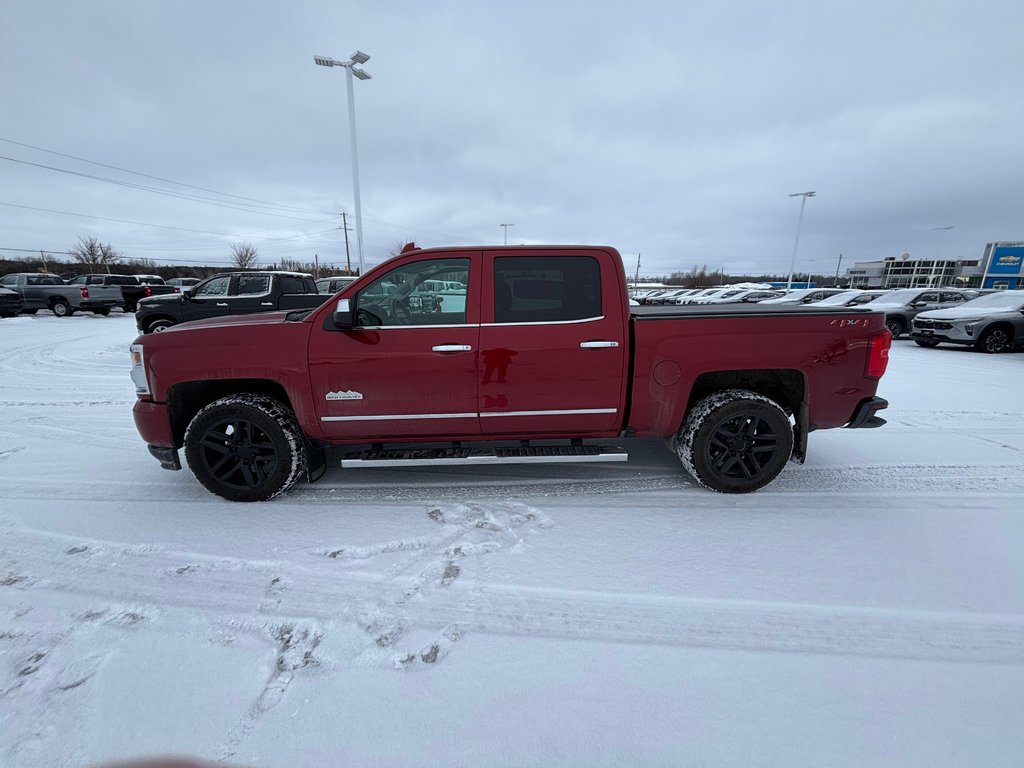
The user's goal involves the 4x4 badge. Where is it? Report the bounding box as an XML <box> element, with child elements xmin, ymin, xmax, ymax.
<box><xmin>326</xmin><ymin>390</ymin><xmax>363</xmax><ymax>401</ymax></box>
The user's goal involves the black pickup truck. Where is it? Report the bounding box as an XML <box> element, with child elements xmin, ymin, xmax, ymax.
<box><xmin>135</xmin><ymin>271</ymin><xmax>329</xmax><ymax>333</ymax></box>
<box><xmin>68</xmin><ymin>274</ymin><xmax>180</xmax><ymax>312</ymax></box>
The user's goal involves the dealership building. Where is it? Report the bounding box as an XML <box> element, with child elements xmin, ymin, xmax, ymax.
<box><xmin>844</xmin><ymin>242</ymin><xmax>1024</xmax><ymax>290</ymax></box>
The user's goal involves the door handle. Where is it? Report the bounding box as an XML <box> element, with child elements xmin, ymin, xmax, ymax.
<box><xmin>432</xmin><ymin>344</ymin><xmax>472</xmax><ymax>353</ymax></box>
<box><xmin>215</xmin><ymin>302</ymin><xmax>229</xmax><ymax>307</ymax></box>
<box><xmin>260</xmin><ymin>302</ymin><xmax>273</xmax><ymax>306</ymax></box>
<box><xmin>580</xmin><ymin>341</ymin><xmax>619</xmax><ymax>348</ymax></box>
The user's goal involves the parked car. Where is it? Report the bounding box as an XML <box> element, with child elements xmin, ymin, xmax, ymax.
<box><xmin>67</xmin><ymin>273</ymin><xmax>179</xmax><ymax>312</ymax></box>
<box><xmin>0</xmin><ymin>272</ymin><xmax>121</xmax><ymax>316</ymax></box>
<box><xmin>135</xmin><ymin>274</ymin><xmax>168</xmax><ymax>285</ymax></box>
<box><xmin>167</xmin><ymin>277</ymin><xmax>201</xmax><ymax>289</ymax></box>
<box><xmin>864</xmin><ymin>288</ymin><xmax>980</xmax><ymax>338</ymax></box>
<box><xmin>756</xmin><ymin>288</ymin><xmax>848</xmax><ymax>306</ymax></box>
<box><xmin>691</xmin><ymin>289</ymin><xmax>784</xmax><ymax>305</ymax></box>
<box><xmin>135</xmin><ymin>271</ymin><xmax>329</xmax><ymax>333</ymax></box>
<box><xmin>803</xmin><ymin>289</ymin><xmax>887</xmax><ymax>308</ymax></box>
<box><xmin>316</xmin><ymin>276</ymin><xmax>358</xmax><ymax>294</ymax></box>
<box><xmin>129</xmin><ymin>244</ymin><xmax>891</xmax><ymax>502</ymax></box>
<box><xmin>0</xmin><ymin>285</ymin><xmax>22</xmax><ymax>317</ymax></box>
<box><xmin>911</xmin><ymin>290</ymin><xmax>1024</xmax><ymax>353</ymax></box>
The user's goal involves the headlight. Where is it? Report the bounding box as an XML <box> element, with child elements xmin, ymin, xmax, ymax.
<box><xmin>129</xmin><ymin>343</ymin><xmax>150</xmax><ymax>395</ymax></box>
<box><xmin>954</xmin><ymin>318</ymin><xmax>983</xmax><ymax>326</ymax></box>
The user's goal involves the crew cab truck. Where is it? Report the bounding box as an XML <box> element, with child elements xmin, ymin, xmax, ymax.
<box><xmin>0</xmin><ymin>272</ymin><xmax>121</xmax><ymax>316</ymax></box>
<box><xmin>130</xmin><ymin>245</ymin><xmax>891</xmax><ymax>502</ymax></box>
<box><xmin>135</xmin><ymin>271</ymin><xmax>328</xmax><ymax>333</ymax></box>
<box><xmin>68</xmin><ymin>273</ymin><xmax>179</xmax><ymax>312</ymax></box>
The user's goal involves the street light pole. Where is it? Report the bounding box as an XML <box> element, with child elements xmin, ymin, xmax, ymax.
<box><xmin>930</xmin><ymin>225</ymin><xmax>954</xmax><ymax>287</ymax></box>
<box><xmin>500</xmin><ymin>223</ymin><xmax>514</xmax><ymax>245</ymax></box>
<box><xmin>314</xmin><ymin>51</ymin><xmax>372</xmax><ymax>274</ymax></box>
<box><xmin>786</xmin><ymin>191</ymin><xmax>816</xmax><ymax>291</ymax></box>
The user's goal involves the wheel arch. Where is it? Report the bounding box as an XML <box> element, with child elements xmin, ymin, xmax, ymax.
<box><xmin>143</xmin><ymin>314</ymin><xmax>179</xmax><ymax>332</ymax></box>
<box><xmin>168</xmin><ymin>379</ymin><xmax>296</xmax><ymax>446</ymax></box>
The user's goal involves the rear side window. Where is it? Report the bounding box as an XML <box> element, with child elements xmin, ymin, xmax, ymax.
<box><xmin>278</xmin><ymin>276</ymin><xmax>307</xmax><ymax>294</ymax></box>
<box><xmin>235</xmin><ymin>274</ymin><xmax>271</xmax><ymax>296</ymax></box>
<box><xmin>27</xmin><ymin>275</ymin><xmax>63</xmax><ymax>285</ymax></box>
<box><xmin>493</xmin><ymin>256</ymin><xmax>602</xmax><ymax>323</ymax></box>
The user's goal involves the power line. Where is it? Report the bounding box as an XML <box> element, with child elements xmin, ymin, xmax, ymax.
<box><xmin>0</xmin><ymin>136</ymin><xmax>337</xmax><ymax>216</ymax></box>
<box><xmin>0</xmin><ymin>201</ymin><xmax>259</xmax><ymax>236</ymax></box>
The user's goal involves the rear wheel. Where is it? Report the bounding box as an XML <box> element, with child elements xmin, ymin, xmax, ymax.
<box><xmin>885</xmin><ymin>318</ymin><xmax>904</xmax><ymax>338</ymax></box>
<box><xmin>976</xmin><ymin>326</ymin><xmax>1012</xmax><ymax>354</ymax></box>
<box><xmin>51</xmin><ymin>300</ymin><xmax>73</xmax><ymax>317</ymax></box>
<box><xmin>914</xmin><ymin>339</ymin><xmax>940</xmax><ymax>348</ymax></box>
<box><xmin>184</xmin><ymin>394</ymin><xmax>306</xmax><ymax>502</ymax></box>
<box><xmin>675</xmin><ymin>389</ymin><xmax>794</xmax><ymax>493</ymax></box>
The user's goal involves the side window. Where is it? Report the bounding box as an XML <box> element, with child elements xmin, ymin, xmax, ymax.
<box><xmin>919</xmin><ymin>292</ymin><xmax>940</xmax><ymax>303</ymax></box>
<box><xmin>278</xmin><ymin>276</ymin><xmax>306</xmax><ymax>295</ymax></box>
<box><xmin>194</xmin><ymin>276</ymin><xmax>231</xmax><ymax>297</ymax></box>
<box><xmin>942</xmin><ymin>292</ymin><xmax>965</xmax><ymax>303</ymax></box>
<box><xmin>0</xmin><ymin>275</ymin><xmax>16</xmax><ymax>286</ymax></box>
<box><xmin>235</xmin><ymin>274</ymin><xmax>271</xmax><ymax>296</ymax></box>
<box><xmin>355</xmin><ymin>258</ymin><xmax>470</xmax><ymax>327</ymax></box>
<box><xmin>493</xmin><ymin>256</ymin><xmax>602</xmax><ymax>323</ymax></box>
<box><xmin>68</xmin><ymin>276</ymin><xmax>87</xmax><ymax>284</ymax></box>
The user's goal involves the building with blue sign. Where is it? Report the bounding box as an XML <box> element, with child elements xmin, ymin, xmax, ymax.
<box><xmin>843</xmin><ymin>241</ymin><xmax>1022</xmax><ymax>289</ymax></box>
<box><xmin>980</xmin><ymin>242</ymin><xmax>1024</xmax><ymax>289</ymax></box>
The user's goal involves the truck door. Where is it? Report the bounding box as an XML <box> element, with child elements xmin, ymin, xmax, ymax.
<box><xmin>226</xmin><ymin>273</ymin><xmax>274</xmax><ymax>315</ymax></box>
<box><xmin>182</xmin><ymin>275</ymin><xmax>232</xmax><ymax>322</ymax></box>
<box><xmin>309</xmin><ymin>254</ymin><xmax>481</xmax><ymax>440</ymax></box>
<box><xmin>478</xmin><ymin>251</ymin><xmax>627</xmax><ymax>435</ymax></box>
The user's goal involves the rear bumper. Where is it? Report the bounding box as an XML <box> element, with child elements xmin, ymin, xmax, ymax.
<box><xmin>845</xmin><ymin>397</ymin><xmax>889</xmax><ymax>429</ymax></box>
<box><xmin>910</xmin><ymin>332</ymin><xmax>972</xmax><ymax>346</ymax></box>
<box><xmin>80</xmin><ymin>300</ymin><xmax>119</xmax><ymax>311</ymax></box>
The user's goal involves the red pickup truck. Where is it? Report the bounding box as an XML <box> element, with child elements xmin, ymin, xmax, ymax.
<box><xmin>130</xmin><ymin>245</ymin><xmax>890</xmax><ymax>501</ymax></box>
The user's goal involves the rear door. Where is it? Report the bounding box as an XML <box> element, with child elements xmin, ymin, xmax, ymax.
<box><xmin>226</xmin><ymin>274</ymin><xmax>274</xmax><ymax>314</ymax></box>
<box><xmin>478</xmin><ymin>250</ymin><xmax>627</xmax><ymax>435</ymax></box>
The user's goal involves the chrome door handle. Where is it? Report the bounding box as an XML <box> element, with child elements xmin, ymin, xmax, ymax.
<box><xmin>215</xmin><ymin>302</ymin><xmax>229</xmax><ymax>307</ymax></box>
<box><xmin>432</xmin><ymin>344</ymin><xmax>472</xmax><ymax>353</ymax></box>
<box><xmin>580</xmin><ymin>341</ymin><xmax>619</xmax><ymax>348</ymax></box>
<box><xmin>260</xmin><ymin>302</ymin><xmax>273</xmax><ymax>306</ymax></box>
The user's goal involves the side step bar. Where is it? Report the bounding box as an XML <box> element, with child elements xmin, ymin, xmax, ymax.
<box><xmin>341</xmin><ymin>444</ymin><xmax>629</xmax><ymax>468</ymax></box>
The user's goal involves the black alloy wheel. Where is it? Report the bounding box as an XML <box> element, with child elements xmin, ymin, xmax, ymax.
<box><xmin>885</xmin><ymin>318</ymin><xmax>904</xmax><ymax>338</ymax></box>
<box><xmin>677</xmin><ymin>389</ymin><xmax>794</xmax><ymax>493</ymax></box>
<box><xmin>184</xmin><ymin>394</ymin><xmax>306</xmax><ymax>501</ymax></box>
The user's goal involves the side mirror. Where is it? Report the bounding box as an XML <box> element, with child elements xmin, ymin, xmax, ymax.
<box><xmin>182</xmin><ymin>289</ymin><xmax>194</xmax><ymax>302</ymax></box>
<box><xmin>911</xmin><ymin>301</ymin><xmax>927</xmax><ymax>308</ymax></box>
<box><xmin>333</xmin><ymin>298</ymin><xmax>354</xmax><ymax>329</ymax></box>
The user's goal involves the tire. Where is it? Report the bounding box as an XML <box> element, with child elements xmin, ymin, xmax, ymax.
<box><xmin>0</xmin><ymin>313</ymin><xmax>16</xmax><ymax>319</ymax></box>
<box><xmin>976</xmin><ymin>326</ymin><xmax>1012</xmax><ymax>354</ymax></box>
<box><xmin>125</xmin><ymin>303</ymin><xmax>137</xmax><ymax>313</ymax></box>
<box><xmin>146</xmin><ymin>318</ymin><xmax>176</xmax><ymax>334</ymax></box>
<box><xmin>914</xmin><ymin>339</ymin><xmax>940</xmax><ymax>348</ymax></box>
<box><xmin>184</xmin><ymin>394</ymin><xmax>306</xmax><ymax>502</ymax></box>
<box><xmin>93</xmin><ymin>308</ymin><xmax>111</xmax><ymax>316</ymax></box>
<box><xmin>21</xmin><ymin>308</ymin><xmax>39</xmax><ymax>315</ymax></box>
<box><xmin>885</xmin><ymin>318</ymin><xmax>904</xmax><ymax>338</ymax></box>
<box><xmin>51</xmin><ymin>300</ymin><xmax>73</xmax><ymax>317</ymax></box>
<box><xmin>675</xmin><ymin>388</ymin><xmax>794</xmax><ymax>494</ymax></box>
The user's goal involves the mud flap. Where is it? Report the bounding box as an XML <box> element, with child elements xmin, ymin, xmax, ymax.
<box><xmin>305</xmin><ymin>441</ymin><xmax>327</xmax><ymax>483</ymax></box>
<box><xmin>790</xmin><ymin>400</ymin><xmax>809</xmax><ymax>464</ymax></box>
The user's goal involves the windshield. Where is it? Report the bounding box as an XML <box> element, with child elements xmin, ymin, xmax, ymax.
<box><xmin>811</xmin><ymin>290</ymin><xmax>863</xmax><ymax>305</ymax></box>
<box><xmin>957</xmin><ymin>291</ymin><xmax>1024</xmax><ymax>310</ymax></box>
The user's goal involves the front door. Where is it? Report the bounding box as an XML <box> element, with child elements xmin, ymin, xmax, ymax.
<box><xmin>309</xmin><ymin>255</ymin><xmax>481</xmax><ymax>440</ymax></box>
<box><xmin>181</xmin><ymin>275</ymin><xmax>232</xmax><ymax>322</ymax></box>
<box><xmin>477</xmin><ymin>251</ymin><xmax>627</xmax><ymax>436</ymax></box>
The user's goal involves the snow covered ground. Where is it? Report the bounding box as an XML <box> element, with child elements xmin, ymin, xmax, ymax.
<box><xmin>1</xmin><ymin>312</ymin><xmax>1022</xmax><ymax>767</ymax></box>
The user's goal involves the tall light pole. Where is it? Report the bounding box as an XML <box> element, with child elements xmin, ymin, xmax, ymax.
<box><xmin>786</xmin><ymin>191</ymin><xmax>816</xmax><ymax>291</ymax></box>
<box><xmin>500</xmin><ymin>223</ymin><xmax>514</xmax><ymax>245</ymax></box>
<box><xmin>314</xmin><ymin>51</ymin><xmax>372</xmax><ymax>274</ymax></box>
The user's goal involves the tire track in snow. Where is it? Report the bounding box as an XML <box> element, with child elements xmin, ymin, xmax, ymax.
<box><xmin>3</xmin><ymin>515</ymin><xmax>1022</xmax><ymax>666</ymax></box>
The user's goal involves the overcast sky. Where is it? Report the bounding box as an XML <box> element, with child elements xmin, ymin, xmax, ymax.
<box><xmin>3</xmin><ymin>0</ymin><xmax>1023</xmax><ymax>276</ymax></box>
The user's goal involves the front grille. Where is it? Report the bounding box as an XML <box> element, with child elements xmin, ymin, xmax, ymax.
<box><xmin>915</xmin><ymin>320</ymin><xmax>953</xmax><ymax>330</ymax></box>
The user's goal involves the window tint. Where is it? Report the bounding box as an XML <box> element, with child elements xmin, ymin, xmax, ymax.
<box><xmin>278</xmin><ymin>276</ymin><xmax>307</xmax><ymax>295</ymax></box>
<box><xmin>493</xmin><ymin>256</ymin><xmax>601</xmax><ymax>323</ymax></box>
<box><xmin>194</xmin><ymin>276</ymin><xmax>230</xmax><ymax>297</ymax></box>
<box><xmin>355</xmin><ymin>258</ymin><xmax>470</xmax><ymax>326</ymax></box>
<box><xmin>27</xmin><ymin>275</ymin><xmax>63</xmax><ymax>285</ymax></box>
<box><xmin>235</xmin><ymin>274</ymin><xmax>271</xmax><ymax>296</ymax></box>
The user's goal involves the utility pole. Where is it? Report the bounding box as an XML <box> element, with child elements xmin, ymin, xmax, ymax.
<box><xmin>634</xmin><ymin>253</ymin><xmax>641</xmax><ymax>287</ymax></box>
<box><xmin>500</xmin><ymin>223</ymin><xmax>514</xmax><ymax>245</ymax></box>
<box><xmin>834</xmin><ymin>253</ymin><xmax>843</xmax><ymax>286</ymax></box>
<box><xmin>39</xmin><ymin>250</ymin><xmax>48</xmax><ymax>272</ymax></box>
<box><xmin>341</xmin><ymin>212</ymin><xmax>352</xmax><ymax>274</ymax></box>
<box><xmin>314</xmin><ymin>253</ymin><xmax>320</xmax><ymax>279</ymax></box>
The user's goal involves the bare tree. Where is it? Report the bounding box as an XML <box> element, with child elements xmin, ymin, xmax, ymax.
<box><xmin>70</xmin><ymin>236</ymin><xmax>123</xmax><ymax>272</ymax></box>
<box><xmin>230</xmin><ymin>242</ymin><xmax>260</xmax><ymax>270</ymax></box>
<box><xmin>384</xmin><ymin>240</ymin><xmax>412</xmax><ymax>261</ymax></box>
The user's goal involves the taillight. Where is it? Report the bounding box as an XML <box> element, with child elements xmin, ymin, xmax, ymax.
<box><xmin>144</xmin><ymin>286</ymin><xmax>152</xmax><ymax>297</ymax></box>
<box><xmin>866</xmin><ymin>331</ymin><xmax>891</xmax><ymax>379</ymax></box>
<box><xmin>80</xmin><ymin>287</ymin><xmax>89</xmax><ymax>299</ymax></box>
<box><xmin>173</xmin><ymin>287</ymin><xmax>180</xmax><ymax>293</ymax></box>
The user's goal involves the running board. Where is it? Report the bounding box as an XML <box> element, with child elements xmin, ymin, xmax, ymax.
<box><xmin>340</xmin><ymin>444</ymin><xmax>629</xmax><ymax>468</ymax></box>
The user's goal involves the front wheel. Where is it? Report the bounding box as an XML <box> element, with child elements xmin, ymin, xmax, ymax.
<box><xmin>885</xmin><ymin>318</ymin><xmax>905</xmax><ymax>338</ymax></box>
<box><xmin>914</xmin><ymin>339</ymin><xmax>940</xmax><ymax>348</ymax></box>
<box><xmin>184</xmin><ymin>394</ymin><xmax>307</xmax><ymax>502</ymax></box>
<box><xmin>976</xmin><ymin>326</ymin><xmax>1012</xmax><ymax>354</ymax></box>
<box><xmin>146</xmin><ymin>318</ymin><xmax>176</xmax><ymax>333</ymax></box>
<box><xmin>675</xmin><ymin>389</ymin><xmax>794</xmax><ymax>493</ymax></box>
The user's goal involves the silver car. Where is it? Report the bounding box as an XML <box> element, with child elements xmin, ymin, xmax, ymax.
<box><xmin>911</xmin><ymin>290</ymin><xmax>1024</xmax><ymax>353</ymax></box>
